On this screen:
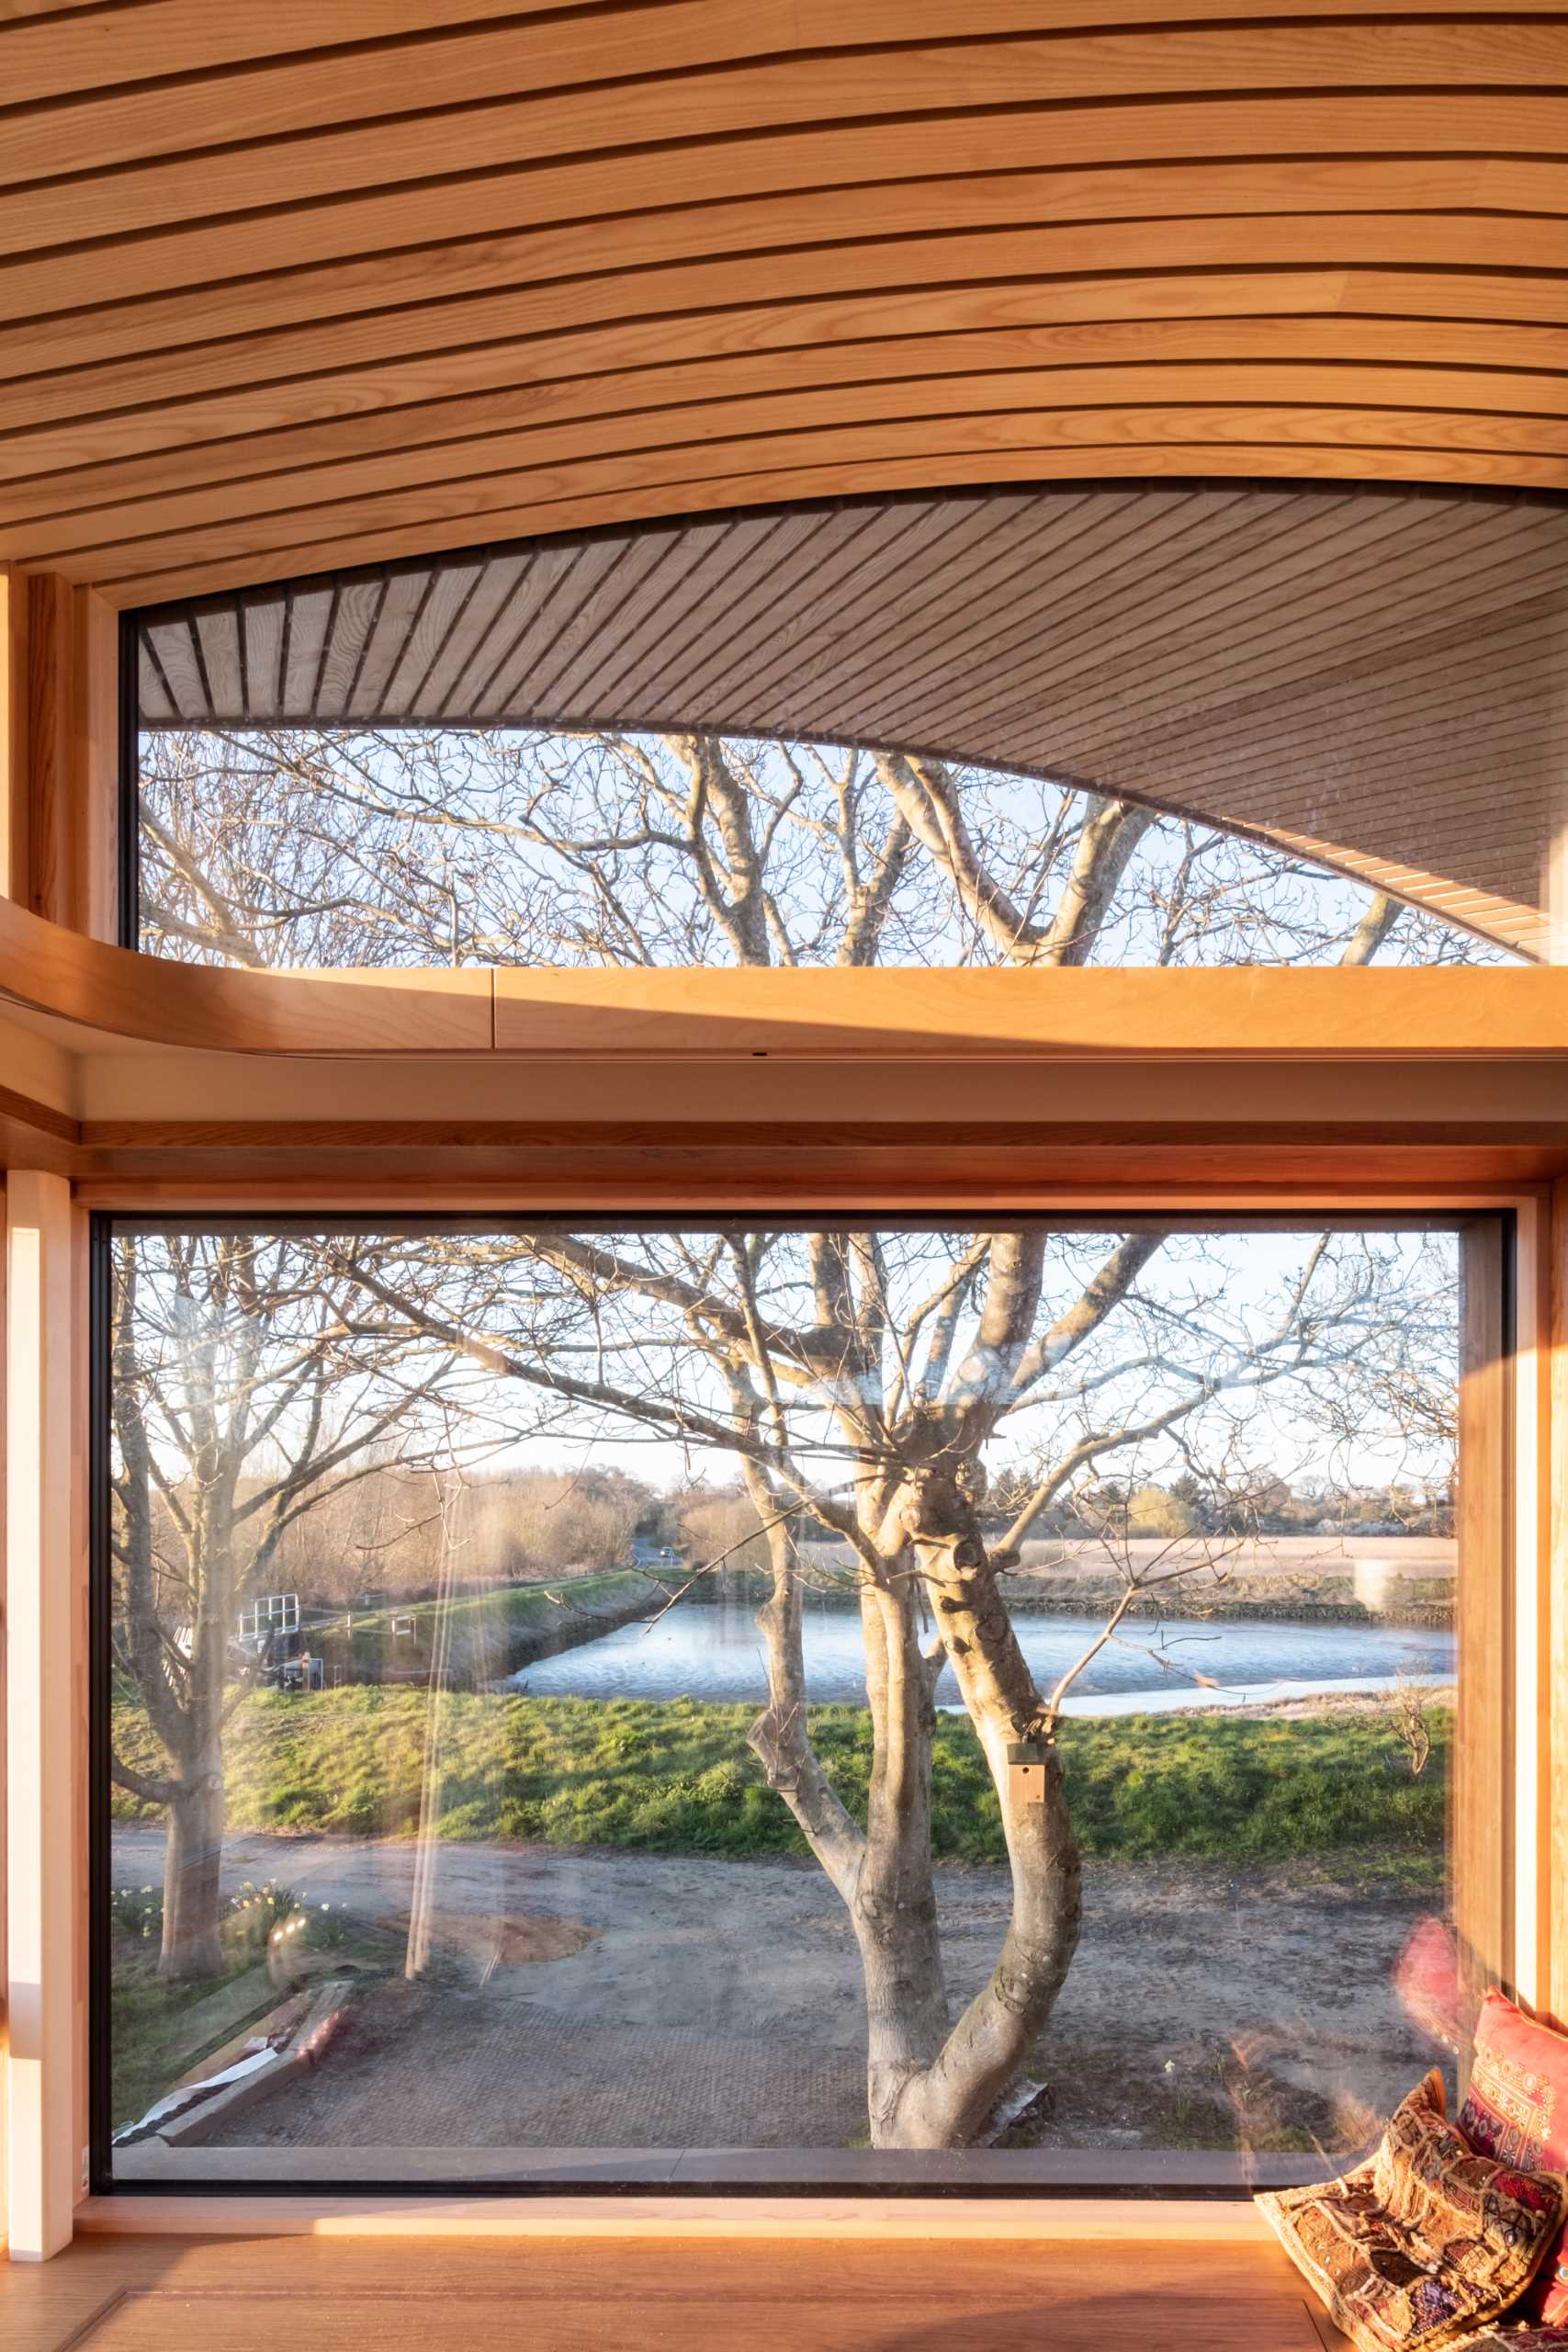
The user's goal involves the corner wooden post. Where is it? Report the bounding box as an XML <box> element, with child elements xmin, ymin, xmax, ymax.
<box><xmin>1549</xmin><ymin>1182</ymin><xmax>1568</xmax><ymax>2028</ymax></box>
<box><xmin>0</xmin><ymin>565</ymin><xmax>28</xmax><ymax>908</ymax></box>
<box><xmin>21</xmin><ymin>578</ymin><xmax>119</xmax><ymax>941</ymax></box>
<box><xmin>4</xmin><ymin>1171</ymin><xmax>81</xmax><ymax>2259</ymax></box>
<box><xmin>1455</xmin><ymin>1216</ymin><xmax>1513</xmax><ymax>2040</ymax></box>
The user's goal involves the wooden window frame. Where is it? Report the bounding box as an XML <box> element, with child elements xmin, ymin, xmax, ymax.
<box><xmin>1</xmin><ymin>570</ymin><xmax>1562</xmax><ymax>2258</ymax></box>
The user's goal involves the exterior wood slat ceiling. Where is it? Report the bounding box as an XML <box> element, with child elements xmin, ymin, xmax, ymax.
<box><xmin>3</xmin><ymin>0</ymin><xmax>1568</xmax><ymax>606</ymax></box>
<box><xmin>135</xmin><ymin>481</ymin><xmax>1568</xmax><ymax>955</ymax></box>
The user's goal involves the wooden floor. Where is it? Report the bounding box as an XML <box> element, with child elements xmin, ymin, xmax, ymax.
<box><xmin>4</xmin><ymin>2231</ymin><xmax>1341</xmax><ymax>2351</ymax></box>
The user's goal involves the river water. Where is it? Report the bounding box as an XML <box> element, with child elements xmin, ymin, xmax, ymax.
<box><xmin>509</xmin><ymin>1600</ymin><xmax>1455</xmax><ymax>1717</ymax></box>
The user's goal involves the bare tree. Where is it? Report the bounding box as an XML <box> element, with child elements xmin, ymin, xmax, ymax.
<box><xmin>333</xmin><ymin>1217</ymin><xmax>1454</xmax><ymax>2149</ymax></box>
<box><xmin>136</xmin><ymin>727</ymin><xmax>1505</xmax><ymax>973</ymax></box>
<box><xmin>109</xmin><ymin>1232</ymin><xmax>471</xmax><ymax>1978</ymax></box>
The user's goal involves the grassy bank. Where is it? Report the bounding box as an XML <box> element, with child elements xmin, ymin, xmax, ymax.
<box><xmin>111</xmin><ymin>1690</ymin><xmax>1447</xmax><ymax>1873</ymax></box>
<box><xmin>325</xmin><ymin>1569</ymin><xmax>657</xmax><ymax>1678</ymax></box>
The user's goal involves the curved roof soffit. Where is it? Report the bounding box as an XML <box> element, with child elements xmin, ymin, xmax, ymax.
<box><xmin>136</xmin><ymin>481</ymin><xmax>1567</xmax><ymax>956</ymax></box>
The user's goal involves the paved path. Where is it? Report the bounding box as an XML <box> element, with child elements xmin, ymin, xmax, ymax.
<box><xmin>111</xmin><ymin>1827</ymin><xmax>1438</xmax><ymax>2154</ymax></box>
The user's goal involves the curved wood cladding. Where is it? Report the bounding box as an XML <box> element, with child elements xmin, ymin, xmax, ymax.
<box><xmin>135</xmin><ymin>482</ymin><xmax>1568</xmax><ymax>952</ymax></box>
<box><xmin>4</xmin><ymin>881</ymin><xmax>1568</xmax><ymax>1058</ymax></box>
<box><xmin>0</xmin><ymin>892</ymin><xmax>493</xmax><ymax>1054</ymax></box>
<box><xmin>4</xmin><ymin>1</ymin><xmax>1568</xmax><ymax>607</ymax></box>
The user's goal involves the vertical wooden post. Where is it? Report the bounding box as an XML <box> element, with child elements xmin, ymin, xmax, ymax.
<box><xmin>0</xmin><ymin>570</ymin><xmax>119</xmax><ymax>936</ymax></box>
<box><xmin>0</xmin><ymin>564</ymin><xmax>28</xmax><ymax>908</ymax></box>
<box><xmin>1510</xmin><ymin>1194</ymin><xmax>1551</xmax><ymax>2018</ymax></box>
<box><xmin>4</xmin><ymin>1171</ymin><xmax>80</xmax><ymax>2259</ymax></box>
<box><xmin>22</xmin><ymin>578</ymin><xmax>119</xmax><ymax>942</ymax></box>
<box><xmin>1455</xmin><ymin>1216</ymin><xmax>1513</xmax><ymax>2046</ymax></box>
<box><xmin>1549</xmin><ymin>1182</ymin><xmax>1568</xmax><ymax>2029</ymax></box>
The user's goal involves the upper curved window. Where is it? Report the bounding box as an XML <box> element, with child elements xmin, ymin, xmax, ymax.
<box><xmin>130</xmin><ymin>481</ymin><xmax>1567</xmax><ymax>967</ymax></box>
<box><xmin>134</xmin><ymin>724</ymin><xmax>1505</xmax><ymax>972</ymax></box>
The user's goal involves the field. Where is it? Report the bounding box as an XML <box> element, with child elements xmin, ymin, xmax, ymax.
<box><xmin>110</xmin><ymin>1687</ymin><xmax>1448</xmax><ymax>1877</ymax></box>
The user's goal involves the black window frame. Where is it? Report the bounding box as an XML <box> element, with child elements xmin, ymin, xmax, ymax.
<box><xmin>89</xmin><ymin>1208</ymin><xmax>1500</xmax><ymax>2202</ymax></box>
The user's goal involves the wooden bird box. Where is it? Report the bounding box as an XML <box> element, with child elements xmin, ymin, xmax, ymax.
<box><xmin>1008</xmin><ymin>1741</ymin><xmax>1047</xmax><ymax>1806</ymax></box>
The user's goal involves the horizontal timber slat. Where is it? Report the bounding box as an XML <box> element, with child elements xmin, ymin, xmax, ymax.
<box><xmin>8</xmin><ymin>28</ymin><xmax>1564</xmax><ymax>262</ymax></box>
<box><xmin>13</xmin><ymin>0</ymin><xmax>1568</xmax><ymax>147</ymax></box>
<box><xmin>25</xmin><ymin>358</ymin><xmax>1568</xmax><ymax>556</ymax></box>
<box><xmin>19</xmin><ymin>307</ymin><xmax>1568</xmax><ymax>498</ymax></box>
<box><xmin>8</xmin><ymin>0</ymin><xmax>1564</xmax><ymax>112</ymax></box>
<box><xmin>9</xmin><ymin>129</ymin><xmax>1568</xmax><ymax>354</ymax></box>
<box><xmin>6</xmin><ymin>0</ymin><xmax>1566</xmax><ymax>600</ymax></box>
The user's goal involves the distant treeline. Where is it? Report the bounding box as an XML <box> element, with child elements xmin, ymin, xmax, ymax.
<box><xmin>141</xmin><ymin>1463</ymin><xmax>1451</xmax><ymax>1617</ymax></box>
<box><xmin>223</xmin><ymin>1466</ymin><xmax>770</xmax><ymax>1608</ymax></box>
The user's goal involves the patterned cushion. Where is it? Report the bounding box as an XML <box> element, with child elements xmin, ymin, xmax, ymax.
<box><xmin>1461</xmin><ymin>1993</ymin><xmax>1568</xmax><ymax>2324</ymax></box>
<box><xmin>1258</xmin><ymin>2071</ymin><xmax>1564</xmax><ymax>2352</ymax></box>
<box><xmin>1449</xmin><ymin>2332</ymin><xmax>1568</xmax><ymax>2349</ymax></box>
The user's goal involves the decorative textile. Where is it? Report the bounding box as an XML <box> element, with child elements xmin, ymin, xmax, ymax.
<box><xmin>1461</xmin><ymin>1993</ymin><xmax>1568</xmax><ymax>2324</ymax></box>
<box><xmin>1258</xmin><ymin>2071</ymin><xmax>1564</xmax><ymax>2352</ymax></box>
<box><xmin>1449</xmin><ymin>2331</ymin><xmax>1568</xmax><ymax>2349</ymax></box>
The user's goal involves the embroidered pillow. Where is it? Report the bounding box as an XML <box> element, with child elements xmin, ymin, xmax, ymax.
<box><xmin>1461</xmin><ymin>1992</ymin><xmax>1568</xmax><ymax>2324</ymax></box>
<box><xmin>1258</xmin><ymin>2070</ymin><xmax>1564</xmax><ymax>2352</ymax></box>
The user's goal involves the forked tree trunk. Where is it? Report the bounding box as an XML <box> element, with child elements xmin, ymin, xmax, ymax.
<box><xmin>882</xmin><ymin>1468</ymin><xmax>1083</xmax><ymax>2147</ymax></box>
<box><xmin>881</xmin><ymin>1735</ymin><xmax>1078</xmax><ymax>2147</ymax></box>
<box><xmin>856</xmin><ymin>1526</ymin><xmax>1082</xmax><ymax>2150</ymax></box>
<box><xmin>160</xmin><ymin>1765</ymin><xmax>225</xmax><ymax>1981</ymax></box>
<box><xmin>745</xmin><ymin>1455</ymin><xmax>1082</xmax><ymax>2151</ymax></box>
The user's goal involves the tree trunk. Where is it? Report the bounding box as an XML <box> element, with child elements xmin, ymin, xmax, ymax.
<box><xmin>737</xmin><ymin>1343</ymin><xmax>1084</xmax><ymax>2150</ymax></box>
<box><xmin>884</xmin><ymin>1736</ymin><xmax>1079</xmax><ymax>2146</ymax></box>
<box><xmin>160</xmin><ymin>1768</ymin><xmax>225</xmax><ymax>1981</ymax></box>
<box><xmin>739</xmin><ymin>1468</ymin><xmax>953</xmax><ymax>2145</ymax></box>
<box><xmin>855</xmin><ymin>1793</ymin><xmax>952</xmax><ymax>2146</ymax></box>
<box><xmin>855</xmin><ymin>1571</ymin><xmax>954</xmax><ymax>2146</ymax></box>
<box><xmin>871</xmin><ymin>1465</ymin><xmax>1083</xmax><ymax>2150</ymax></box>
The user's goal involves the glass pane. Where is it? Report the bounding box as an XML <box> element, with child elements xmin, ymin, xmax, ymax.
<box><xmin>105</xmin><ymin>1221</ymin><xmax>1468</xmax><ymax>2189</ymax></box>
<box><xmin>133</xmin><ymin>728</ymin><xmax>1509</xmax><ymax>972</ymax></box>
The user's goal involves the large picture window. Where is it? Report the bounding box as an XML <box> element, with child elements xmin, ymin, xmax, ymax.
<box><xmin>96</xmin><ymin>1216</ymin><xmax>1486</xmax><ymax>2193</ymax></box>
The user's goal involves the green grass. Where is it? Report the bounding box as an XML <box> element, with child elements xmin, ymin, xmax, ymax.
<box><xmin>111</xmin><ymin>1689</ymin><xmax>1448</xmax><ymax>1873</ymax></box>
<box><xmin>108</xmin><ymin>1958</ymin><xmax>261</xmax><ymax>2130</ymax></box>
<box><xmin>109</xmin><ymin>1878</ymin><xmax>408</xmax><ymax>2128</ymax></box>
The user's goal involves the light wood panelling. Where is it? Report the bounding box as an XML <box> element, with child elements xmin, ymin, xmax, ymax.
<box><xmin>0</xmin><ymin>567</ymin><xmax>26</xmax><ymax>907</ymax></box>
<box><xmin>2</xmin><ymin>577</ymin><xmax>119</xmax><ymax>939</ymax></box>
<box><xmin>1551</xmin><ymin>1178</ymin><xmax>1568</xmax><ymax>2028</ymax></box>
<box><xmin>1</xmin><ymin>0</ymin><xmax>1566</xmax><ymax>611</ymax></box>
<box><xmin>489</xmin><ymin>965</ymin><xmax>1568</xmax><ymax>1057</ymax></box>
<box><xmin>0</xmin><ymin>2228</ymin><xmax>1325</xmax><ymax>2352</ymax></box>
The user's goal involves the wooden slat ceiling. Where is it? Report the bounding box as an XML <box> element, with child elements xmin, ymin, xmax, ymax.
<box><xmin>136</xmin><ymin>481</ymin><xmax>1568</xmax><ymax>955</ymax></box>
<box><xmin>6</xmin><ymin>0</ymin><xmax>1568</xmax><ymax>609</ymax></box>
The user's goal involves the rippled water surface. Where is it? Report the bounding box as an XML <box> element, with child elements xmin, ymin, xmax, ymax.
<box><xmin>511</xmin><ymin>1600</ymin><xmax>1454</xmax><ymax>1715</ymax></box>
